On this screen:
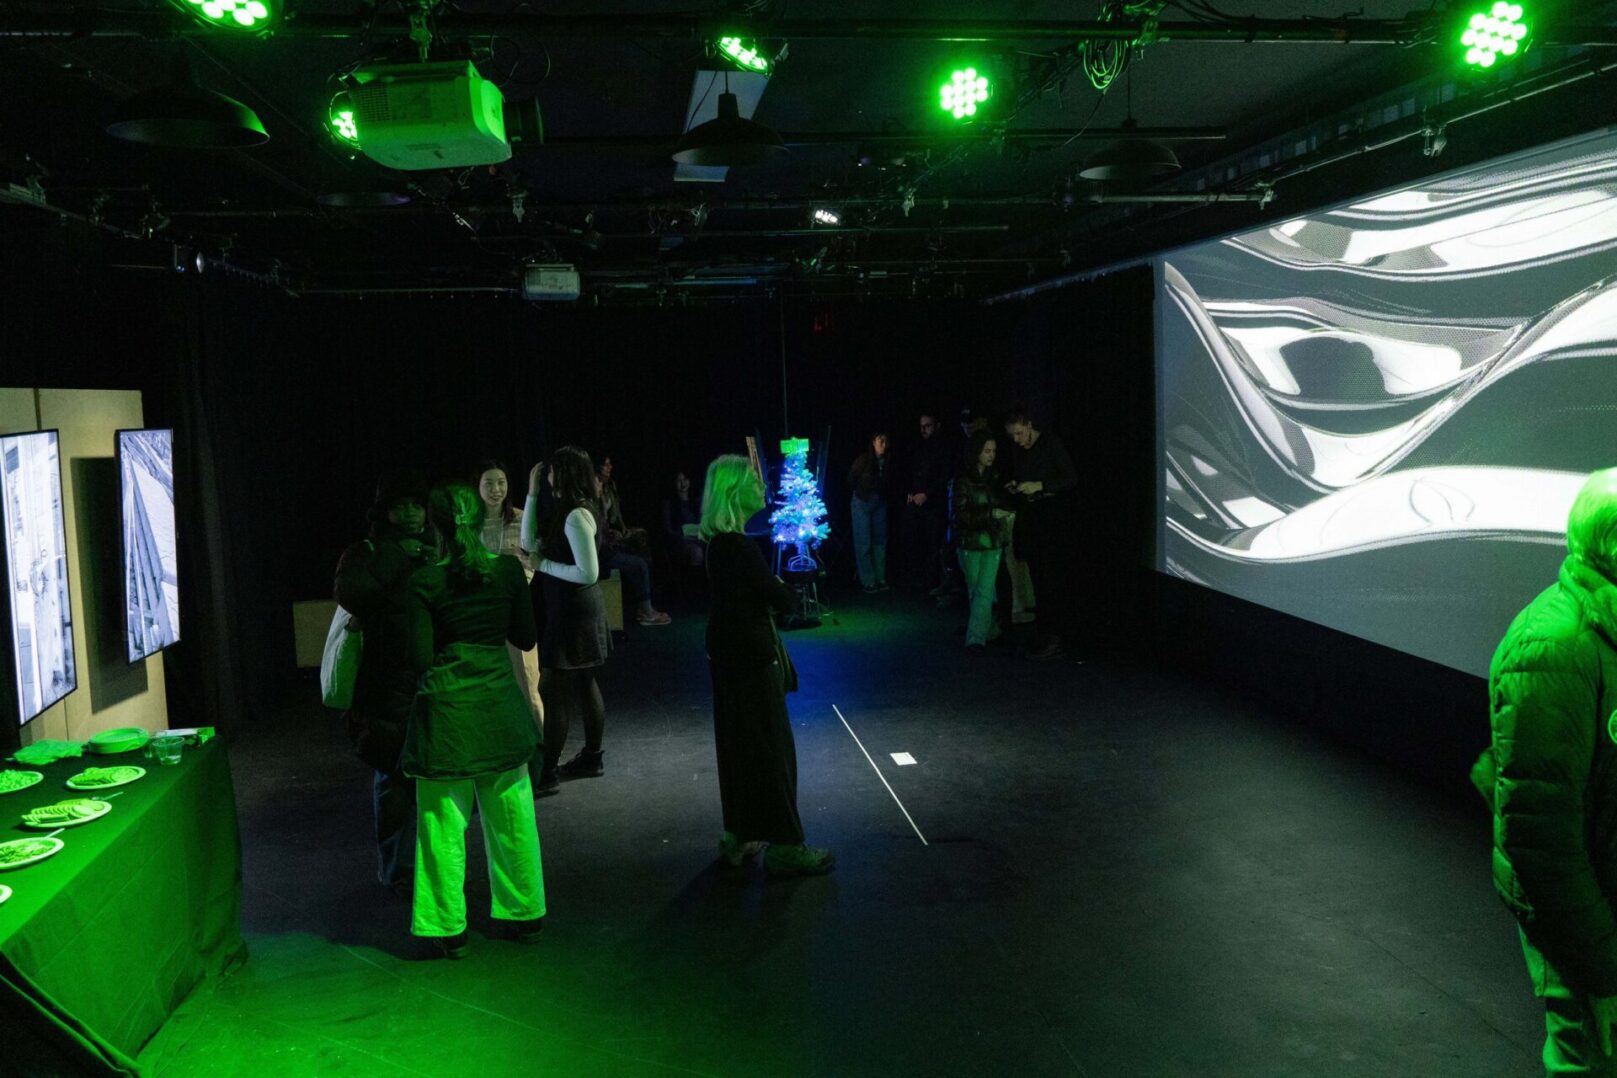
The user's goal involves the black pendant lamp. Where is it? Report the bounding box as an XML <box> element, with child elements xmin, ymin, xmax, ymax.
<box><xmin>1078</xmin><ymin>74</ymin><xmax>1178</xmax><ymax>184</ymax></box>
<box><xmin>672</xmin><ymin>72</ymin><xmax>786</xmax><ymax>167</ymax></box>
<box><xmin>108</xmin><ymin>57</ymin><xmax>269</xmax><ymax>149</ymax></box>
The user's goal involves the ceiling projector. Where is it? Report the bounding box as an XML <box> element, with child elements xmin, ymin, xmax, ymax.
<box><xmin>349</xmin><ymin>60</ymin><xmax>510</xmax><ymax>170</ymax></box>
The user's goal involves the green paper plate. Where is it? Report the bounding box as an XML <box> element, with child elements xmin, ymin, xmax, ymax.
<box><xmin>87</xmin><ymin>727</ymin><xmax>151</xmax><ymax>755</ymax></box>
<box><xmin>66</xmin><ymin>766</ymin><xmax>146</xmax><ymax>791</ymax></box>
<box><xmin>0</xmin><ymin>771</ymin><xmax>44</xmax><ymax>796</ymax></box>
<box><xmin>21</xmin><ymin>798</ymin><xmax>111</xmax><ymax>829</ymax></box>
<box><xmin>0</xmin><ymin>836</ymin><xmax>64</xmax><ymax>871</ymax></box>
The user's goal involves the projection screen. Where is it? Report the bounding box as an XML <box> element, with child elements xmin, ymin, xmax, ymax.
<box><xmin>1157</xmin><ymin>127</ymin><xmax>1617</xmax><ymax>676</ymax></box>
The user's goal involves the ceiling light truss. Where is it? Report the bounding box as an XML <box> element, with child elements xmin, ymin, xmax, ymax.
<box><xmin>13</xmin><ymin>13</ymin><xmax>1614</xmax><ymax>46</ymax></box>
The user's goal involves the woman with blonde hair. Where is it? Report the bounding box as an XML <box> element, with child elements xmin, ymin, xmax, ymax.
<box><xmin>702</xmin><ymin>454</ymin><xmax>834</xmax><ymax>875</ymax></box>
<box><xmin>404</xmin><ymin>483</ymin><xmax>545</xmax><ymax>958</ymax></box>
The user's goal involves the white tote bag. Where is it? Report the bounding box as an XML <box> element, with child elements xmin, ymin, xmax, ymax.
<box><xmin>320</xmin><ymin>605</ymin><xmax>364</xmax><ymax>709</ymax></box>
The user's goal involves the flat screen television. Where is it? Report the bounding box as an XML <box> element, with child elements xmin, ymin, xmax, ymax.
<box><xmin>117</xmin><ymin>428</ymin><xmax>179</xmax><ymax>662</ymax></box>
<box><xmin>0</xmin><ymin>430</ymin><xmax>78</xmax><ymax>725</ymax></box>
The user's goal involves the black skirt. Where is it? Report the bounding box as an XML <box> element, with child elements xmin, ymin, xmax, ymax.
<box><xmin>709</xmin><ymin>659</ymin><xmax>805</xmax><ymax>846</ymax></box>
<box><xmin>538</xmin><ymin>574</ymin><xmax>611</xmax><ymax>670</ymax></box>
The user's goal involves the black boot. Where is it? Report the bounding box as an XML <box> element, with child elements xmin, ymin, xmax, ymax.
<box><xmin>557</xmin><ymin>749</ymin><xmax>604</xmax><ymax>780</ymax></box>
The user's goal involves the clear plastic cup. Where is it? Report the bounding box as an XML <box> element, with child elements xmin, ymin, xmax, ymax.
<box><xmin>150</xmin><ymin>735</ymin><xmax>184</xmax><ymax>766</ymax></box>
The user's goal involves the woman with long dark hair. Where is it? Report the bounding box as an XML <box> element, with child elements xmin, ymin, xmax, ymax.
<box><xmin>701</xmin><ymin>454</ymin><xmax>834</xmax><ymax>876</ymax></box>
<box><xmin>473</xmin><ymin>459</ymin><xmax>544</xmax><ymax>749</ymax></box>
<box><xmin>404</xmin><ymin>483</ymin><xmax>545</xmax><ymax>958</ymax></box>
<box><xmin>522</xmin><ymin>446</ymin><xmax>612</xmax><ymax>796</ymax></box>
<box><xmin>952</xmin><ymin>430</ymin><xmax>1012</xmax><ymax>651</ymax></box>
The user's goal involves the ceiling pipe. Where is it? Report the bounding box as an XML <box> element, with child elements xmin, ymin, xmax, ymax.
<box><xmin>161</xmin><ymin>191</ymin><xmax>1264</xmax><ymax>218</ymax></box>
<box><xmin>538</xmin><ymin>127</ymin><xmax>1227</xmax><ymax>148</ymax></box>
<box><xmin>5</xmin><ymin>12</ymin><xmax>1617</xmax><ymax>46</ymax></box>
<box><xmin>473</xmin><ymin>225</ymin><xmax>1012</xmax><ymax>240</ymax></box>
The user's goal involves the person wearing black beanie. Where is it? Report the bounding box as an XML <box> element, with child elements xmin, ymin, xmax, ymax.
<box><xmin>335</xmin><ymin>468</ymin><xmax>435</xmax><ymax>894</ymax></box>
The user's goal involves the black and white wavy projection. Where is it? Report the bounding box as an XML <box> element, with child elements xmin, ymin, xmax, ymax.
<box><xmin>1157</xmin><ymin>127</ymin><xmax>1617</xmax><ymax>676</ymax></box>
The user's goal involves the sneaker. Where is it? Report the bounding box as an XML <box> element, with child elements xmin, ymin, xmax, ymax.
<box><xmin>875</xmin><ymin>582</ymin><xmax>891</xmax><ymax>593</ymax></box>
<box><xmin>432</xmin><ymin>931</ymin><xmax>469</xmax><ymax>960</ymax></box>
<box><xmin>862</xmin><ymin>584</ymin><xmax>880</xmax><ymax>594</ymax></box>
<box><xmin>719</xmin><ymin>831</ymin><xmax>765</xmax><ymax>867</ymax></box>
<box><xmin>1028</xmin><ymin>637</ymin><xmax>1064</xmax><ymax>661</ymax></box>
<box><xmin>508</xmin><ymin>917</ymin><xmax>544</xmax><ymax>944</ymax></box>
<box><xmin>636</xmin><ymin>610</ymin><xmax>672</xmax><ymax>626</ymax></box>
<box><xmin>535</xmin><ymin>767</ymin><xmax>560</xmax><ymax>796</ymax></box>
<box><xmin>763</xmin><ymin>843</ymin><xmax>836</xmax><ymax>876</ymax></box>
<box><xmin>558</xmin><ymin>750</ymin><xmax>604</xmax><ymax>780</ymax></box>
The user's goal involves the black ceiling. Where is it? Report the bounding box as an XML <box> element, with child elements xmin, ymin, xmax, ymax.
<box><xmin>2</xmin><ymin>0</ymin><xmax>1615</xmax><ymax>301</ymax></box>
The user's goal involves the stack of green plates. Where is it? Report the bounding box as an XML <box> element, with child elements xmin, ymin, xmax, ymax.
<box><xmin>86</xmin><ymin>727</ymin><xmax>151</xmax><ymax>755</ymax></box>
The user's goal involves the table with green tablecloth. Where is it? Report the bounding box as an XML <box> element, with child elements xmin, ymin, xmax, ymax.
<box><xmin>0</xmin><ymin>740</ymin><xmax>246</xmax><ymax>1077</ymax></box>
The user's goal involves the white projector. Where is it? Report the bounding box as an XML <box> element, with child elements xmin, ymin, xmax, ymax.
<box><xmin>522</xmin><ymin>264</ymin><xmax>581</xmax><ymax>302</ymax></box>
<box><xmin>350</xmin><ymin>61</ymin><xmax>509</xmax><ymax>171</ymax></box>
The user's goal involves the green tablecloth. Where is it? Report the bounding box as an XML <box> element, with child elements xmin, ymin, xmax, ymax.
<box><xmin>0</xmin><ymin>740</ymin><xmax>246</xmax><ymax>1076</ymax></box>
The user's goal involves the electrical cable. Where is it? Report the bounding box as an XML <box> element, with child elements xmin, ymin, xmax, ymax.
<box><xmin>684</xmin><ymin>69</ymin><xmax>719</xmax><ymax>132</ymax></box>
<box><xmin>1080</xmin><ymin>1</ymin><xmax>1165</xmax><ymax>92</ymax></box>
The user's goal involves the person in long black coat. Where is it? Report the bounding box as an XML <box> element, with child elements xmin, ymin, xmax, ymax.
<box><xmin>700</xmin><ymin>454</ymin><xmax>834</xmax><ymax>876</ymax></box>
<box><xmin>334</xmin><ymin>469</ymin><xmax>434</xmax><ymax>892</ymax></box>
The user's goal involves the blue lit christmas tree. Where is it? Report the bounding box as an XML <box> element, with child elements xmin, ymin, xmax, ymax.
<box><xmin>770</xmin><ymin>438</ymin><xmax>830</xmax><ymax>572</ymax></box>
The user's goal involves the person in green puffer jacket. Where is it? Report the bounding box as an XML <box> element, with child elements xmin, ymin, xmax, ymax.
<box><xmin>1476</xmin><ymin>468</ymin><xmax>1617</xmax><ymax>1074</ymax></box>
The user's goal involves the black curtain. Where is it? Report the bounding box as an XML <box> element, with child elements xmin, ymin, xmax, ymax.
<box><xmin>3</xmin><ymin>207</ymin><xmax>1161</xmax><ymax>735</ymax></box>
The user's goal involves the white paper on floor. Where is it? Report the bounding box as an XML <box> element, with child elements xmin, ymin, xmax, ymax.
<box><xmin>890</xmin><ymin>752</ymin><xmax>917</xmax><ymax>766</ymax></box>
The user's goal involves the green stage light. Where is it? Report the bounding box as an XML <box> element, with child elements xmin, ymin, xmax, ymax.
<box><xmin>176</xmin><ymin>0</ymin><xmax>272</xmax><ymax>29</ymax></box>
<box><xmin>1460</xmin><ymin>2</ymin><xmax>1529</xmax><ymax>69</ymax></box>
<box><xmin>328</xmin><ymin>93</ymin><xmax>359</xmax><ymax>147</ymax></box>
<box><xmin>939</xmin><ymin>68</ymin><xmax>990</xmax><ymax>121</ymax></box>
<box><xmin>717</xmin><ymin>36</ymin><xmax>772</xmax><ymax>75</ymax></box>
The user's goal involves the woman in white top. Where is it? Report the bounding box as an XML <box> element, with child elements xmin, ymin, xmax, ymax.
<box><xmin>521</xmin><ymin>446</ymin><xmax>612</xmax><ymax>796</ymax></box>
<box><xmin>474</xmin><ymin>460</ymin><xmax>544</xmax><ymax>757</ymax></box>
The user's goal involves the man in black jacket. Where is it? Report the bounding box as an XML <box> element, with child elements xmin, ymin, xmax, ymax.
<box><xmin>1004</xmin><ymin>407</ymin><xmax>1080</xmax><ymax>660</ymax></box>
<box><xmin>900</xmin><ymin>414</ymin><xmax>952</xmax><ymax>592</ymax></box>
<box><xmin>335</xmin><ymin>470</ymin><xmax>434</xmax><ymax>893</ymax></box>
<box><xmin>848</xmin><ymin>432</ymin><xmax>892</xmax><ymax>593</ymax></box>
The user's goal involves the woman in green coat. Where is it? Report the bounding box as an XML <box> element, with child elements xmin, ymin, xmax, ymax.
<box><xmin>404</xmin><ymin>483</ymin><xmax>545</xmax><ymax>958</ymax></box>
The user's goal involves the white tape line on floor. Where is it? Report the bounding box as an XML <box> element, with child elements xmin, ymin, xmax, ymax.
<box><xmin>833</xmin><ymin>705</ymin><xmax>928</xmax><ymax>846</ymax></box>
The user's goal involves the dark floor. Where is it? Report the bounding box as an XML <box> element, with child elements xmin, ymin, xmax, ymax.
<box><xmin>138</xmin><ymin>587</ymin><xmax>1542</xmax><ymax>1077</ymax></box>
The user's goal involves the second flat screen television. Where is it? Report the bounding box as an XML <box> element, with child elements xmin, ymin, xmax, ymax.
<box><xmin>118</xmin><ymin>428</ymin><xmax>179</xmax><ymax>662</ymax></box>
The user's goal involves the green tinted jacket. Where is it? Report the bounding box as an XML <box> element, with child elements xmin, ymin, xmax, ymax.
<box><xmin>1474</xmin><ymin>555</ymin><xmax>1617</xmax><ymax>996</ymax></box>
